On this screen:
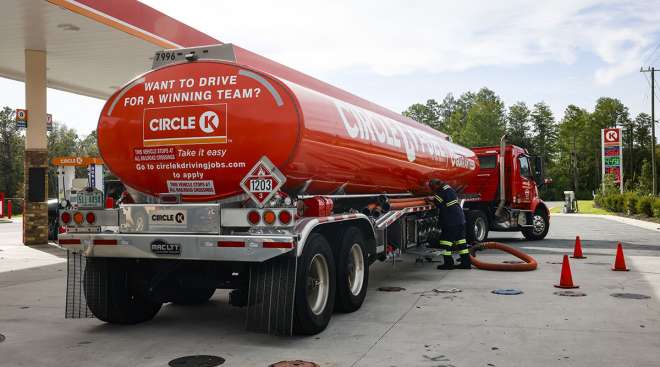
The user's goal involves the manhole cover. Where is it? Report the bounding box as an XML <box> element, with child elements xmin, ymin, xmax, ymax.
<box><xmin>0</xmin><ymin>333</ymin><xmax>5</xmax><ymax>343</ymax></box>
<box><xmin>270</xmin><ymin>361</ymin><xmax>319</xmax><ymax>367</ymax></box>
<box><xmin>610</xmin><ymin>293</ymin><xmax>651</xmax><ymax>299</ymax></box>
<box><xmin>378</xmin><ymin>286</ymin><xmax>406</xmax><ymax>292</ymax></box>
<box><xmin>492</xmin><ymin>288</ymin><xmax>523</xmax><ymax>295</ymax></box>
<box><xmin>502</xmin><ymin>260</ymin><xmax>525</xmax><ymax>264</ymax></box>
<box><xmin>585</xmin><ymin>262</ymin><xmax>609</xmax><ymax>265</ymax></box>
<box><xmin>546</xmin><ymin>261</ymin><xmax>563</xmax><ymax>265</ymax></box>
<box><xmin>554</xmin><ymin>291</ymin><xmax>587</xmax><ymax>297</ymax></box>
<box><xmin>168</xmin><ymin>355</ymin><xmax>225</xmax><ymax>367</ymax></box>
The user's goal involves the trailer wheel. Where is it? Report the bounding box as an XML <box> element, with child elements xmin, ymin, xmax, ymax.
<box><xmin>334</xmin><ymin>227</ymin><xmax>369</xmax><ymax>313</ymax></box>
<box><xmin>84</xmin><ymin>258</ymin><xmax>162</xmax><ymax>324</ymax></box>
<box><xmin>171</xmin><ymin>286</ymin><xmax>215</xmax><ymax>305</ymax></box>
<box><xmin>522</xmin><ymin>210</ymin><xmax>549</xmax><ymax>241</ymax></box>
<box><xmin>466</xmin><ymin>210</ymin><xmax>489</xmax><ymax>244</ymax></box>
<box><xmin>293</xmin><ymin>233</ymin><xmax>336</xmax><ymax>335</ymax></box>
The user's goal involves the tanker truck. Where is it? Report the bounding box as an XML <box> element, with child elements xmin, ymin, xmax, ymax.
<box><xmin>57</xmin><ymin>44</ymin><xmax>549</xmax><ymax>335</ymax></box>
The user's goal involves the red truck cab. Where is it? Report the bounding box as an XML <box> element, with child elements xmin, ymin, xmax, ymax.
<box><xmin>461</xmin><ymin>143</ymin><xmax>550</xmax><ymax>243</ymax></box>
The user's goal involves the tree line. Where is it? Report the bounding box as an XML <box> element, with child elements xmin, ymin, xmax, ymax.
<box><xmin>1</xmin><ymin>90</ymin><xmax>658</xmax><ymax>203</ymax></box>
<box><xmin>402</xmin><ymin>88</ymin><xmax>658</xmax><ymax>200</ymax></box>
<box><xmin>0</xmin><ymin>106</ymin><xmax>98</xmax><ymax>200</ymax></box>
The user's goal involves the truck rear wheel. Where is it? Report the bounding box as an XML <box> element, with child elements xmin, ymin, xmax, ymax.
<box><xmin>522</xmin><ymin>210</ymin><xmax>549</xmax><ymax>241</ymax></box>
<box><xmin>293</xmin><ymin>233</ymin><xmax>336</xmax><ymax>335</ymax></box>
<box><xmin>466</xmin><ymin>210</ymin><xmax>489</xmax><ymax>244</ymax></box>
<box><xmin>84</xmin><ymin>258</ymin><xmax>162</xmax><ymax>324</ymax></box>
<box><xmin>334</xmin><ymin>227</ymin><xmax>368</xmax><ymax>313</ymax></box>
<box><xmin>171</xmin><ymin>286</ymin><xmax>215</xmax><ymax>305</ymax></box>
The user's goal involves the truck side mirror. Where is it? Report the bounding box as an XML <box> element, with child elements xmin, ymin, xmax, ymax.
<box><xmin>533</xmin><ymin>156</ymin><xmax>545</xmax><ymax>186</ymax></box>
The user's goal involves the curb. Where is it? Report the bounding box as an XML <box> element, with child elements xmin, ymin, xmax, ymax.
<box><xmin>552</xmin><ymin>213</ymin><xmax>660</xmax><ymax>232</ymax></box>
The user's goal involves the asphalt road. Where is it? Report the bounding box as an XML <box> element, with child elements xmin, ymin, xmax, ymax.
<box><xmin>0</xmin><ymin>214</ymin><xmax>659</xmax><ymax>367</ymax></box>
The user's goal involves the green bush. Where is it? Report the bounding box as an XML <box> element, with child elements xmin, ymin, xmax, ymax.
<box><xmin>594</xmin><ymin>193</ymin><xmax>604</xmax><ymax>208</ymax></box>
<box><xmin>603</xmin><ymin>193</ymin><xmax>624</xmax><ymax>212</ymax></box>
<box><xmin>654</xmin><ymin>198</ymin><xmax>660</xmax><ymax>218</ymax></box>
<box><xmin>637</xmin><ymin>196</ymin><xmax>654</xmax><ymax>217</ymax></box>
<box><xmin>610</xmin><ymin>194</ymin><xmax>624</xmax><ymax>213</ymax></box>
<box><xmin>624</xmin><ymin>192</ymin><xmax>639</xmax><ymax>215</ymax></box>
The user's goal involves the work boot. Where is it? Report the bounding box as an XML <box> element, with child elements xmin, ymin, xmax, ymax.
<box><xmin>436</xmin><ymin>256</ymin><xmax>454</xmax><ymax>270</ymax></box>
<box><xmin>456</xmin><ymin>254</ymin><xmax>472</xmax><ymax>269</ymax></box>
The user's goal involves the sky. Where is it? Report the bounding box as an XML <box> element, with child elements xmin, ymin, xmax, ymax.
<box><xmin>2</xmin><ymin>0</ymin><xmax>660</xmax><ymax>136</ymax></box>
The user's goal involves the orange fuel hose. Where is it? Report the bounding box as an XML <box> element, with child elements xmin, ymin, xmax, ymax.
<box><xmin>469</xmin><ymin>242</ymin><xmax>538</xmax><ymax>271</ymax></box>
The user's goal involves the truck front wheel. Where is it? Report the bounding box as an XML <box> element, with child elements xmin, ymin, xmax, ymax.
<box><xmin>522</xmin><ymin>210</ymin><xmax>549</xmax><ymax>241</ymax></box>
<box><xmin>334</xmin><ymin>227</ymin><xmax>368</xmax><ymax>313</ymax></box>
<box><xmin>293</xmin><ymin>233</ymin><xmax>336</xmax><ymax>335</ymax></box>
<box><xmin>84</xmin><ymin>258</ymin><xmax>162</xmax><ymax>324</ymax></box>
<box><xmin>466</xmin><ymin>210</ymin><xmax>489</xmax><ymax>244</ymax></box>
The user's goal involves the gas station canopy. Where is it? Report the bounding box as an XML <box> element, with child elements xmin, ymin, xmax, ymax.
<box><xmin>0</xmin><ymin>0</ymin><xmax>220</xmax><ymax>99</ymax></box>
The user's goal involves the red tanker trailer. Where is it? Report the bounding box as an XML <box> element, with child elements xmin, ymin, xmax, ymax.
<box><xmin>97</xmin><ymin>50</ymin><xmax>477</xmax><ymax>201</ymax></box>
<box><xmin>58</xmin><ymin>44</ymin><xmax>548</xmax><ymax>335</ymax></box>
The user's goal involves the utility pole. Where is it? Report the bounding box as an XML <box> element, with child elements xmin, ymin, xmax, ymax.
<box><xmin>641</xmin><ymin>66</ymin><xmax>657</xmax><ymax>195</ymax></box>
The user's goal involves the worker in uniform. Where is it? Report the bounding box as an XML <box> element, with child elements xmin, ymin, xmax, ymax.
<box><xmin>428</xmin><ymin>179</ymin><xmax>471</xmax><ymax>269</ymax></box>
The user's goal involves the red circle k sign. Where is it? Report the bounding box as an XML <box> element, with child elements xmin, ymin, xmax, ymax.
<box><xmin>603</xmin><ymin>128</ymin><xmax>621</xmax><ymax>144</ymax></box>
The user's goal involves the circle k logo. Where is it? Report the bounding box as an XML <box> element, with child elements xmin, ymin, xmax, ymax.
<box><xmin>199</xmin><ymin>111</ymin><xmax>220</xmax><ymax>133</ymax></box>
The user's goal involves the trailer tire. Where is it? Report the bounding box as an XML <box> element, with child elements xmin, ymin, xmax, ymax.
<box><xmin>522</xmin><ymin>209</ymin><xmax>549</xmax><ymax>241</ymax></box>
<box><xmin>334</xmin><ymin>227</ymin><xmax>369</xmax><ymax>313</ymax></box>
<box><xmin>466</xmin><ymin>210</ymin><xmax>489</xmax><ymax>244</ymax></box>
<box><xmin>171</xmin><ymin>287</ymin><xmax>216</xmax><ymax>305</ymax></box>
<box><xmin>84</xmin><ymin>258</ymin><xmax>162</xmax><ymax>324</ymax></box>
<box><xmin>293</xmin><ymin>233</ymin><xmax>336</xmax><ymax>335</ymax></box>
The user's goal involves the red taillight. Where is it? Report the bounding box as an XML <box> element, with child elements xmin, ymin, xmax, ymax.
<box><xmin>278</xmin><ymin>210</ymin><xmax>292</xmax><ymax>225</ymax></box>
<box><xmin>263</xmin><ymin>210</ymin><xmax>276</xmax><ymax>225</ymax></box>
<box><xmin>86</xmin><ymin>212</ymin><xmax>96</xmax><ymax>224</ymax></box>
<box><xmin>93</xmin><ymin>239</ymin><xmax>117</xmax><ymax>245</ymax></box>
<box><xmin>59</xmin><ymin>238</ymin><xmax>81</xmax><ymax>245</ymax></box>
<box><xmin>263</xmin><ymin>242</ymin><xmax>294</xmax><ymax>249</ymax></box>
<box><xmin>218</xmin><ymin>241</ymin><xmax>245</xmax><ymax>247</ymax></box>
<box><xmin>61</xmin><ymin>212</ymin><xmax>71</xmax><ymax>224</ymax></box>
<box><xmin>247</xmin><ymin>210</ymin><xmax>261</xmax><ymax>225</ymax></box>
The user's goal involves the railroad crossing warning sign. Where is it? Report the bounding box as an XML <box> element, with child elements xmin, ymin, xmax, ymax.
<box><xmin>240</xmin><ymin>156</ymin><xmax>286</xmax><ymax>207</ymax></box>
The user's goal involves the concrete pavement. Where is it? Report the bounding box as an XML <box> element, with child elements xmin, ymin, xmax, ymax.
<box><xmin>1</xmin><ymin>215</ymin><xmax>659</xmax><ymax>366</ymax></box>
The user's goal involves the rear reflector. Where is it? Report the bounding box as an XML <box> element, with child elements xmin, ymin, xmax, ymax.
<box><xmin>59</xmin><ymin>238</ymin><xmax>81</xmax><ymax>245</ymax></box>
<box><xmin>262</xmin><ymin>242</ymin><xmax>294</xmax><ymax>249</ymax></box>
<box><xmin>218</xmin><ymin>241</ymin><xmax>245</xmax><ymax>247</ymax></box>
<box><xmin>93</xmin><ymin>239</ymin><xmax>117</xmax><ymax>245</ymax></box>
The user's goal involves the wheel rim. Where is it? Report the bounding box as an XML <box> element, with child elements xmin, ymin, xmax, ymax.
<box><xmin>532</xmin><ymin>214</ymin><xmax>545</xmax><ymax>235</ymax></box>
<box><xmin>474</xmin><ymin>217</ymin><xmax>487</xmax><ymax>242</ymax></box>
<box><xmin>347</xmin><ymin>243</ymin><xmax>365</xmax><ymax>296</ymax></box>
<box><xmin>307</xmin><ymin>253</ymin><xmax>330</xmax><ymax>315</ymax></box>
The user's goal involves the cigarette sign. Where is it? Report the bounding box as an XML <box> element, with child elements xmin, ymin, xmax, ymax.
<box><xmin>602</xmin><ymin>127</ymin><xmax>623</xmax><ymax>192</ymax></box>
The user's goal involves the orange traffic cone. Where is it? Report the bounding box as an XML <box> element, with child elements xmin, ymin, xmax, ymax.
<box><xmin>554</xmin><ymin>255</ymin><xmax>579</xmax><ymax>289</ymax></box>
<box><xmin>612</xmin><ymin>242</ymin><xmax>630</xmax><ymax>271</ymax></box>
<box><xmin>571</xmin><ymin>236</ymin><xmax>586</xmax><ymax>259</ymax></box>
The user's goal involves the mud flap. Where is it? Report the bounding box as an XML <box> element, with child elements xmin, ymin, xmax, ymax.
<box><xmin>245</xmin><ymin>254</ymin><xmax>297</xmax><ymax>335</ymax></box>
<box><xmin>65</xmin><ymin>251</ymin><xmax>94</xmax><ymax>318</ymax></box>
